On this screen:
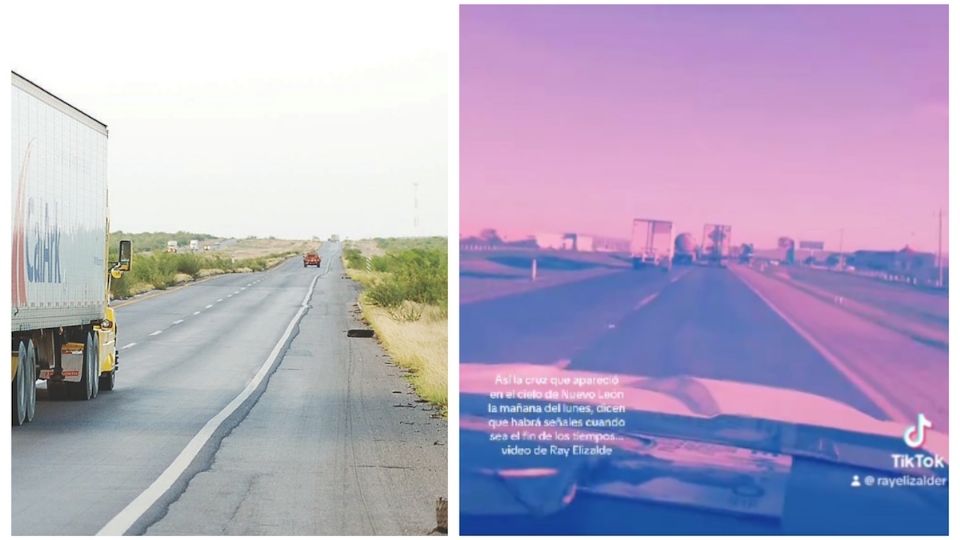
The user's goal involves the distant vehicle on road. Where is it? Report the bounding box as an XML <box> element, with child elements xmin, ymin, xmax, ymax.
<box><xmin>166</xmin><ymin>240</ymin><xmax>179</xmax><ymax>253</ymax></box>
<box><xmin>701</xmin><ymin>224</ymin><xmax>732</xmax><ymax>267</ymax></box>
<box><xmin>189</xmin><ymin>239</ymin><xmax>201</xmax><ymax>251</ymax></box>
<box><xmin>739</xmin><ymin>242</ymin><xmax>754</xmax><ymax>264</ymax></box>
<box><xmin>673</xmin><ymin>232</ymin><xmax>696</xmax><ymax>265</ymax></box>
<box><xmin>631</xmin><ymin>218</ymin><xmax>673</xmax><ymax>270</ymax></box>
<box><xmin>303</xmin><ymin>251</ymin><xmax>322</xmax><ymax>267</ymax></box>
<box><xmin>12</xmin><ymin>72</ymin><xmax>132</xmax><ymax>425</ymax></box>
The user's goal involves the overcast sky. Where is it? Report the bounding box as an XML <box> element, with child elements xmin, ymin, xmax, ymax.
<box><xmin>461</xmin><ymin>5</ymin><xmax>947</xmax><ymax>253</ymax></box>
<box><xmin>11</xmin><ymin>0</ymin><xmax>448</xmax><ymax>240</ymax></box>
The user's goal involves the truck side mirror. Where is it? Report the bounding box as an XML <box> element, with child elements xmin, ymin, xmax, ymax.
<box><xmin>117</xmin><ymin>240</ymin><xmax>132</xmax><ymax>271</ymax></box>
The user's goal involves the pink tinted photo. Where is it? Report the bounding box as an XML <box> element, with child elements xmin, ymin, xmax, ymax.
<box><xmin>459</xmin><ymin>4</ymin><xmax>948</xmax><ymax>535</ymax></box>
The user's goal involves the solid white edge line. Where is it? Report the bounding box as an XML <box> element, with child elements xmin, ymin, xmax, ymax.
<box><xmin>732</xmin><ymin>267</ymin><xmax>907</xmax><ymax>423</ymax></box>
<box><xmin>96</xmin><ymin>274</ymin><xmax>321</xmax><ymax>536</ymax></box>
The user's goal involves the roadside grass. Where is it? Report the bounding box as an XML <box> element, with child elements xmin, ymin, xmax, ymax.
<box><xmin>343</xmin><ymin>239</ymin><xmax>448</xmax><ymax>412</ymax></box>
<box><xmin>109</xmin><ymin>250</ymin><xmax>296</xmax><ymax>299</ymax></box>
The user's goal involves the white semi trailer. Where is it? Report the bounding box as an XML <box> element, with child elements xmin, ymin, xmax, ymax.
<box><xmin>11</xmin><ymin>72</ymin><xmax>131</xmax><ymax>425</ymax></box>
<box><xmin>630</xmin><ymin>218</ymin><xmax>673</xmax><ymax>270</ymax></box>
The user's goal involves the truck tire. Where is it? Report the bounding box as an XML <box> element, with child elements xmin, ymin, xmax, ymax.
<box><xmin>69</xmin><ymin>332</ymin><xmax>98</xmax><ymax>401</ymax></box>
<box><xmin>99</xmin><ymin>364</ymin><xmax>116</xmax><ymax>392</ymax></box>
<box><xmin>12</xmin><ymin>341</ymin><xmax>27</xmax><ymax>426</ymax></box>
<box><xmin>23</xmin><ymin>340</ymin><xmax>36</xmax><ymax>422</ymax></box>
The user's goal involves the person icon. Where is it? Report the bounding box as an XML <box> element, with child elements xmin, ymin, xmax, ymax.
<box><xmin>851</xmin><ymin>475</ymin><xmax>861</xmax><ymax>487</ymax></box>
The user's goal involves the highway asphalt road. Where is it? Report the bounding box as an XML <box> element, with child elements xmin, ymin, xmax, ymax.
<box><xmin>12</xmin><ymin>242</ymin><xmax>446</xmax><ymax>535</ymax></box>
<box><xmin>461</xmin><ymin>263</ymin><xmax>948</xmax><ymax>428</ymax></box>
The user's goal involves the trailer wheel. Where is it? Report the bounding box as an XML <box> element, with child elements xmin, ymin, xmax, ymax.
<box><xmin>12</xmin><ymin>341</ymin><xmax>27</xmax><ymax>426</ymax></box>
<box><xmin>89</xmin><ymin>333</ymin><xmax>99</xmax><ymax>399</ymax></box>
<box><xmin>70</xmin><ymin>332</ymin><xmax>97</xmax><ymax>401</ymax></box>
<box><xmin>23</xmin><ymin>340</ymin><xmax>36</xmax><ymax>422</ymax></box>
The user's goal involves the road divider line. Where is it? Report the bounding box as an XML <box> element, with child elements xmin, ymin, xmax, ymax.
<box><xmin>149</xmin><ymin>330</ymin><xmax>162</xmax><ymax>336</ymax></box>
<box><xmin>217</xmin><ymin>298</ymin><xmax>223</xmax><ymax>303</ymax></box>
<box><xmin>96</xmin><ymin>273</ymin><xmax>322</xmax><ymax>536</ymax></box>
<box><xmin>731</xmin><ymin>267</ymin><xmax>907</xmax><ymax>423</ymax></box>
<box><xmin>121</xmin><ymin>343</ymin><xmax>136</xmax><ymax>350</ymax></box>
<box><xmin>635</xmin><ymin>292</ymin><xmax>659</xmax><ymax>310</ymax></box>
<box><xmin>193</xmin><ymin>311</ymin><xmax>201</xmax><ymax>316</ymax></box>
<box><xmin>172</xmin><ymin>319</ymin><xmax>183</xmax><ymax>325</ymax></box>
<box><xmin>205</xmin><ymin>304</ymin><xmax>213</xmax><ymax>309</ymax></box>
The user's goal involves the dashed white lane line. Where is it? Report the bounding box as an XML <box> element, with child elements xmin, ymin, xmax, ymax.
<box><xmin>205</xmin><ymin>304</ymin><xmax>213</xmax><ymax>309</ymax></box>
<box><xmin>172</xmin><ymin>319</ymin><xmax>184</xmax><ymax>325</ymax></box>
<box><xmin>635</xmin><ymin>293</ymin><xmax>659</xmax><ymax>310</ymax></box>
<box><xmin>234</xmin><ymin>289</ymin><xmax>241</xmax><ymax>294</ymax></box>
<box><xmin>149</xmin><ymin>330</ymin><xmax>162</xmax><ymax>336</ymax></box>
<box><xmin>121</xmin><ymin>343</ymin><xmax>137</xmax><ymax>350</ymax></box>
<box><xmin>97</xmin><ymin>273</ymin><xmax>322</xmax><ymax>536</ymax></box>
<box><xmin>193</xmin><ymin>311</ymin><xmax>201</xmax><ymax>316</ymax></box>
<box><xmin>217</xmin><ymin>298</ymin><xmax>223</xmax><ymax>303</ymax></box>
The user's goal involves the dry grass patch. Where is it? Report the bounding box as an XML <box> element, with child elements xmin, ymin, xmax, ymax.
<box><xmin>359</xmin><ymin>299</ymin><xmax>448</xmax><ymax>411</ymax></box>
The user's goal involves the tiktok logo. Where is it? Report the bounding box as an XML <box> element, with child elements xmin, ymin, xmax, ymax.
<box><xmin>903</xmin><ymin>413</ymin><xmax>931</xmax><ymax>449</ymax></box>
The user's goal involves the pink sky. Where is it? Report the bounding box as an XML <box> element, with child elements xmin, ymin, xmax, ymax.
<box><xmin>460</xmin><ymin>5</ymin><xmax>948</xmax><ymax>253</ymax></box>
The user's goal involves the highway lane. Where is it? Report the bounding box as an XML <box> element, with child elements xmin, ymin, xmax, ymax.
<box><xmin>13</xmin><ymin>242</ymin><xmax>446</xmax><ymax>535</ymax></box>
<box><xmin>461</xmin><ymin>263</ymin><xmax>947</xmax><ymax>424</ymax></box>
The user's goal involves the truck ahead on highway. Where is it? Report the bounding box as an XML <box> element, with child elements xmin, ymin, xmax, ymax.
<box><xmin>673</xmin><ymin>232</ymin><xmax>697</xmax><ymax>265</ymax></box>
<box><xmin>701</xmin><ymin>224</ymin><xmax>732</xmax><ymax>267</ymax></box>
<box><xmin>303</xmin><ymin>250</ymin><xmax>322</xmax><ymax>267</ymax></box>
<box><xmin>630</xmin><ymin>218</ymin><xmax>673</xmax><ymax>270</ymax></box>
<box><xmin>11</xmin><ymin>72</ymin><xmax>131</xmax><ymax>425</ymax></box>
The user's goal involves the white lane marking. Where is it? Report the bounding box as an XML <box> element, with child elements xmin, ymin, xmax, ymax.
<box><xmin>193</xmin><ymin>311</ymin><xmax>201</xmax><ymax>316</ymax></box>
<box><xmin>172</xmin><ymin>319</ymin><xmax>184</xmax><ymax>325</ymax></box>
<box><xmin>635</xmin><ymin>293</ymin><xmax>659</xmax><ymax>310</ymax></box>
<box><xmin>234</xmin><ymin>289</ymin><xmax>241</xmax><ymax>294</ymax></box>
<box><xmin>733</xmin><ymin>269</ymin><xmax>907</xmax><ymax>423</ymax></box>
<box><xmin>227</xmin><ymin>294</ymin><xmax>233</xmax><ymax>298</ymax></box>
<box><xmin>205</xmin><ymin>304</ymin><xmax>213</xmax><ymax>309</ymax></box>
<box><xmin>217</xmin><ymin>298</ymin><xmax>223</xmax><ymax>303</ymax></box>
<box><xmin>121</xmin><ymin>343</ymin><xmax>137</xmax><ymax>350</ymax></box>
<box><xmin>149</xmin><ymin>330</ymin><xmax>162</xmax><ymax>336</ymax></box>
<box><xmin>96</xmin><ymin>274</ymin><xmax>322</xmax><ymax>536</ymax></box>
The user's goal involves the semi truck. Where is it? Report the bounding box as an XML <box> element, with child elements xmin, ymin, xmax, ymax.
<box><xmin>701</xmin><ymin>224</ymin><xmax>732</xmax><ymax>267</ymax></box>
<box><xmin>11</xmin><ymin>72</ymin><xmax>131</xmax><ymax>425</ymax></box>
<box><xmin>673</xmin><ymin>232</ymin><xmax>696</xmax><ymax>265</ymax></box>
<box><xmin>630</xmin><ymin>218</ymin><xmax>673</xmax><ymax>270</ymax></box>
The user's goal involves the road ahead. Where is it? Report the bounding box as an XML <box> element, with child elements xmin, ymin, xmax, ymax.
<box><xmin>461</xmin><ymin>262</ymin><xmax>948</xmax><ymax>428</ymax></box>
<box><xmin>13</xmin><ymin>242</ymin><xmax>446</xmax><ymax>535</ymax></box>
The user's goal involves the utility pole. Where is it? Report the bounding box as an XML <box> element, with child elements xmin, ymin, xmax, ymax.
<box><xmin>937</xmin><ymin>208</ymin><xmax>943</xmax><ymax>287</ymax></box>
